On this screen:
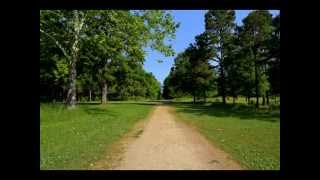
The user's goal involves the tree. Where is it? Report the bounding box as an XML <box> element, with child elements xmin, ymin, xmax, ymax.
<box><xmin>162</xmin><ymin>10</ymin><xmax>279</xmax><ymax>107</ymax></box>
<box><xmin>223</xmin><ymin>33</ymin><xmax>244</xmax><ymax>104</ymax></box>
<box><xmin>162</xmin><ymin>68</ymin><xmax>176</xmax><ymax>99</ymax></box>
<box><xmin>40</xmin><ymin>29</ymin><xmax>70</xmax><ymax>102</ymax></box>
<box><xmin>162</xmin><ymin>32</ymin><xmax>216</xmax><ymax>103</ymax></box>
<box><xmin>267</xmin><ymin>14</ymin><xmax>280</xmax><ymax>101</ymax></box>
<box><xmin>205</xmin><ymin>10</ymin><xmax>236</xmax><ymax>104</ymax></box>
<box><xmin>77</xmin><ymin>54</ymin><xmax>99</xmax><ymax>102</ymax></box>
<box><xmin>240</xmin><ymin>10</ymin><xmax>274</xmax><ymax>107</ymax></box>
<box><xmin>185</xmin><ymin>33</ymin><xmax>215</xmax><ymax>103</ymax></box>
<box><xmin>40</xmin><ymin>10</ymin><xmax>179</xmax><ymax>106</ymax></box>
<box><xmin>144</xmin><ymin>73</ymin><xmax>161</xmax><ymax>99</ymax></box>
<box><xmin>40</xmin><ymin>10</ymin><xmax>101</xmax><ymax>108</ymax></box>
<box><xmin>162</xmin><ymin>52</ymin><xmax>193</xmax><ymax>100</ymax></box>
<box><xmin>86</xmin><ymin>10</ymin><xmax>178</xmax><ymax>104</ymax></box>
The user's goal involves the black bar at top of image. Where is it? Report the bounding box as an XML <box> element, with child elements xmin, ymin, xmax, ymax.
<box><xmin>38</xmin><ymin>0</ymin><xmax>282</xmax><ymax>9</ymax></box>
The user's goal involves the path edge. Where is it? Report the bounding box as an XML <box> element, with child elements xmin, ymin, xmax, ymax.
<box><xmin>89</xmin><ymin>105</ymin><xmax>157</xmax><ymax>170</ymax></box>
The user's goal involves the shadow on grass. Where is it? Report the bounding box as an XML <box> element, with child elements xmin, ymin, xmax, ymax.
<box><xmin>77</xmin><ymin>102</ymin><xmax>101</xmax><ymax>105</ymax></box>
<box><xmin>77</xmin><ymin>101</ymin><xmax>160</xmax><ymax>106</ymax></box>
<box><xmin>172</xmin><ymin>101</ymin><xmax>280</xmax><ymax>123</ymax></box>
<box><xmin>82</xmin><ymin>106</ymin><xmax>118</xmax><ymax>117</ymax></box>
<box><xmin>109</xmin><ymin>102</ymin><xmax>160</xmax><ymax>106</ymax></box>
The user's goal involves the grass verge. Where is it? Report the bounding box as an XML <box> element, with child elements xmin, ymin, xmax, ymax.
<box><xmin>40</xmin><ymin>102</ymin><xmax>154</xmax><ymax>169</ymax></box>
<box><xmin>172</xmin><ymin>102</ymin><xmax>280</xmax><ymax>170</ymax></box>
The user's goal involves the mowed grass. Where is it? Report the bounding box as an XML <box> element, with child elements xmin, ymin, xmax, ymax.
<box><xmin>173</xmin><ymin>101</ymin><xmax>280</xmax><ymax>170</ymax></box>
<box><xmin>40</xmin><ymin>102</ymin><xmax>155</xmax><ymax>169</ymax></box>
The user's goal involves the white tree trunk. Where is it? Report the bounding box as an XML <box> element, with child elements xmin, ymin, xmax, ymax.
<box><xmin>66</xmin><ymin>10</ymin><xmax>85</xmax><ymax>108</ymax></box>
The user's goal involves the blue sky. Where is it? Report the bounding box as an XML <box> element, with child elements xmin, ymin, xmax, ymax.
<box><xmin>143</xmin><ymin>10</ymin><xmax>280</xmax><ymax>85</ymax></box>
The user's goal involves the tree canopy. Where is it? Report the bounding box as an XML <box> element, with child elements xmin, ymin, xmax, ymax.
<box><xmin>163</xmin><ymin>10</ymin><xmax>280</xmax><ymax>106</ymax></box>
<box><xmin>40</xmin><ymin>10</ymin><xmax>179</xmax><ymax>106</ymax></box>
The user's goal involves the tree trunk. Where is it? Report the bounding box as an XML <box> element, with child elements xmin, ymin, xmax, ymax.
<box><xmin>254</xmin><ymin>57</ymin><xmax>259</xmax><ymax>108</ymax></box>
<box><xmin>66</xmin><ymin>59</ymin><xmax>77</xmax><ymax>108</ymax></box>
<box><xmin>193</xmin><ymin>94</ymin><xmax>196</xmax><ymax>104</ymax></box>
<box><xmin>220</xmin><ymin>67</ymin><xmax>226</xmax><ymax>104</ymax></box>
<box><xmin>59</xmin><ymin>88</ymin><xmax>63</xmax><ymax>102</ymax></box>
<box><xmin>55</xmin><ymin>86</ymin><xmax>58</xmax><ymax>102</ymax></box>
<box><xmin>52</xmin><ymin>87</ymin><xmax>56</xmax><ymax>103</ymax></box>
<box><xmin>262</xmin><ymin>95</ymin><xmax>265</xmax><ymax>105</ymax></box>
<box><xmin>101</xmin><ymin>81</ymin><xmax>107</xmax><ymax>104</ymax></box>
<box><xmin>65</xmin><ymin>11</ymin><xmax>85</xmax><ymax>108</ymax></box>
<box><xmin>89</xmin><ymin>89</ymin><xmax>92</xmax><ymax>102</ymax></box>
<box><xmin>204</xmin><ymin>91</ymin><xmax>206</xmax><ymax>103</ymax></box>
<box><xmin>266</xmin><ymin>91</ymin><xmax>269</xmax><ymax>105</ymax></box>
<box><xmin>220</xmin><ymin>37</ymin><xmax>226</xmax><ymax>104</ymax></box>
<box><xmin>248</xmin><ymin>96</ymin><xmax>251</xmax><ymax>105</ymax></box>
<box><xmin>233</xmin><ymin>96</ymin><xmax>235</xmax><ymax>105</ymax></box>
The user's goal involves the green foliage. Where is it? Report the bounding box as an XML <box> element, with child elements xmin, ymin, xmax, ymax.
<box><xmin>241</xmin><ymin>10</ymin><xmax>274</xmax><ymax>49</ymax></box>
<box><xmin>267</xmin><ymin>15</ymin><xmax>280</xmax><ymax>95</ymax></box>
<box><xmin>239</xmin><ymin>11</ymin><xmax>274</xmax><ymax>106</ymax></box>
<box><xmin>204</xmin><ymin>10</ymin><xmax>236</xmax><ymax>103</ymax></box>
<box><xmin>108</xmin><ymin>60</ymin><xmax>160</xmax><ymax>100</ymax></box>
<box><xmin>40</xmin><ymin>10</ymin><xmax>179</xmax><ymax>103</ymax></box>
<box><xmin>52</xmin><ymin>56</ymin><xmax>69</xmax><ymax>83</ymax></box>
<box><xmin>162</xmin><ymin>32</ymin><xmax>216</xmax><ymax>102</ymax></box>
<box><xmin>163</xmin><ymin>10</ymin><xmax>279</xmax><ymax>108</ymax></box>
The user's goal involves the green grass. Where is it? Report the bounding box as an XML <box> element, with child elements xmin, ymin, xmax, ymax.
<box><xmin>172</xmin><ymin>101</ymin><xmax>280</xmax><ymax>170</ymax></box>
<box><xmin>40</xmin><ymin>101</ymin><xmax>155</xmax><ymax>169</ymax></box>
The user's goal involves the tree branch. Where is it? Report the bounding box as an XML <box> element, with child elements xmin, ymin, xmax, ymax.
<box><xmin>257</xmin><ymin>49</ymin><xmax>280</xmax><ymax>65</ymax></box>
<box><xmin>78</xmin><ymin>12</ymin><xmax>86</xmax><ymax>35</ymax></box>
<box><xmin>210</xmin><ymin>57</ymin><xmax>220</xmax><ymax>63</ymax></box>
<box><xmin>40</xmin><ymin>29</ymin><xmax>70</xmax><ymax>60</ymax></box>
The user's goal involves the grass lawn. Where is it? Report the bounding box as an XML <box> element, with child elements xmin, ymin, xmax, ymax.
<box><xmin>40</xmin><ymin>101</ymin><xmax>155</xmax><ymax>169</ymax></box>
<box><xmin>172</xmin><ymin>101</ymin><xmax>280</xmax><ymax>170</ymax></box>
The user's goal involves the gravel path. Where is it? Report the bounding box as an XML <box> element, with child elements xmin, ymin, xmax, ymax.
<box><xmin>109</xmin><ymin>105</ymin><xmax>242</xmax><ymax>170</ymax></box>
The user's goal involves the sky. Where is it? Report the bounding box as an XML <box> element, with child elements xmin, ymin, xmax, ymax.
<box><xmin>143</xmin><ymin>10</ymin><xmax>280</xmax><ymax>85</ymax></box>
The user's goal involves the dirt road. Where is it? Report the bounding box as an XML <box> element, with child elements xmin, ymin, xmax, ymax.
<box><xmin>94</xmin><ymin>105</ymin><xmax>242</xmax><ymax>170</ymax></box>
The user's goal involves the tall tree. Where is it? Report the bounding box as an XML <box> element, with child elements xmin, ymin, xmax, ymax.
<box><xmin>40</xmin><ymin>10</ymin><xmax>100</xmax><ymax>108</ymax></box>
<box><xmin>185</xmin><ymin>33</ymin><xmax>215</xmax><ymax>103</ymax></box>
<box><xmin>240</xmin><ymin>10</ymin><xmax>273</xmax><ymax>107</ymax></box>
<box><xmin>267</xmin><ymin>14</ymin><xmax>280</xmax><ymax>101</ymax></box>
<box><xmin>205</xmin><ymin>10</ymin><xmax>236</xmax><ymax>104</ymax></box>
<box><xmin>162</xmin><ymin>33</ymin><xmax>215</xmax><ymax>103</ymax></box>
<box><xmin>87</xmin><ymin>10</ymin><xmax>178</xmax><ymax>104</ymax></box>
<box><xmin>223</xmin><ymin>32</ymin><xmax>244</xmax><ymax>104</ymax></box>
<box><xmin>162</xmin><ymin>67</ymin><xmax>176</xmax><ymax>99</ymax></box>
<box><xmin>40</xmin><ymin>10</ymin><xmax>179</xmax><ymax>106</ymax></box>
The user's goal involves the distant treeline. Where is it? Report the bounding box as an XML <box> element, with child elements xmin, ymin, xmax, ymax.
<box><xmin>162</xmin><ymin>10</ymin><xmax>280</xmax><ymax>107</ymax></box>
<box><xmin>40</xmin><ymin>58</ymin><xmax>161</xmax><ymax>102</ymax></box>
